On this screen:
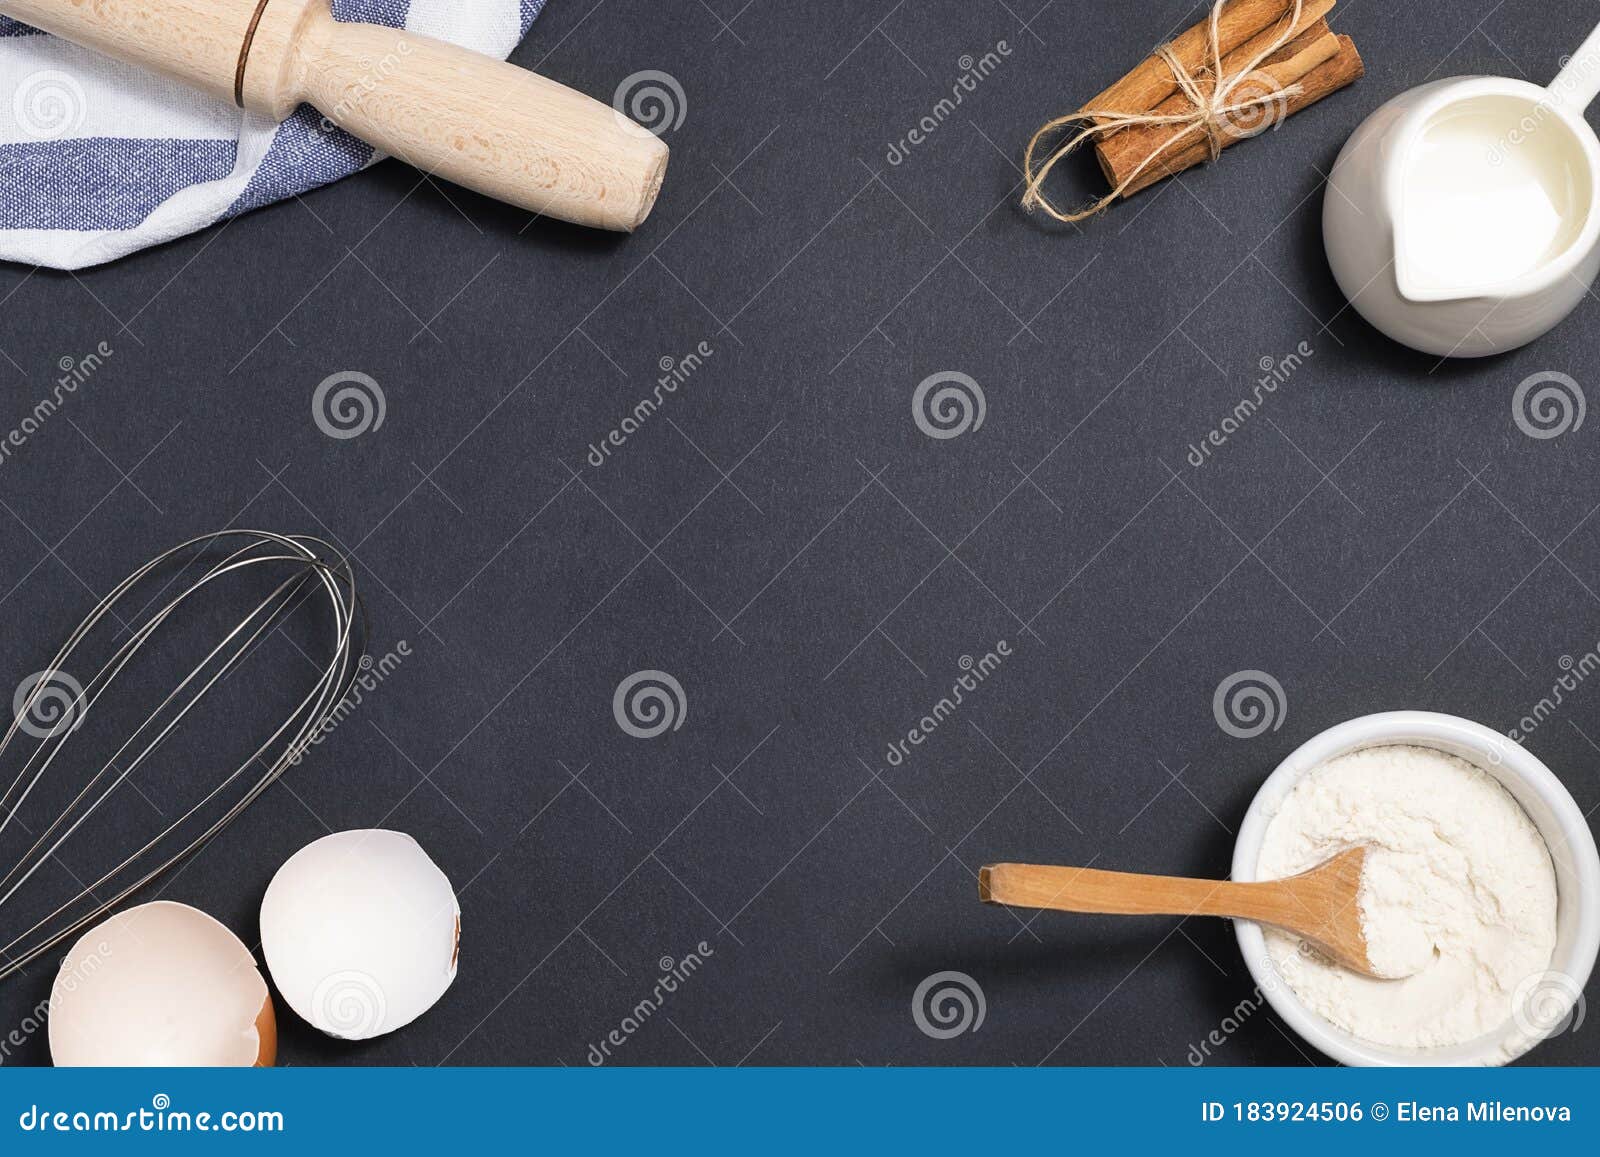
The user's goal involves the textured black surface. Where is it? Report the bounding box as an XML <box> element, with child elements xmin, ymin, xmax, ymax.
<box><xmin>1</xmin><ymin>0</ymin><xmax>1598</xmax><ymax>1067</ymax></box>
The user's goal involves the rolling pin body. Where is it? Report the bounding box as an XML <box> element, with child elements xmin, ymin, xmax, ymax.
<box><xmin>0</xmin><ymin>0</ymin><xmax>668</xmax><ymax>231</ymax></box>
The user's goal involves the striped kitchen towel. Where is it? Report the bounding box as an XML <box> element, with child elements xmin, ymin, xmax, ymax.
<box><xmin>0</xmin><ymin>0</ymin><xmax>546</xmax><ymax>270</ymax></box>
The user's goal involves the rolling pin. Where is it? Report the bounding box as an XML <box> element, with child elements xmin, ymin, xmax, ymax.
<box><xmin>0</xmin><ymin>0</ymin><xmax>669</xmax><ymax>232</ymax></box>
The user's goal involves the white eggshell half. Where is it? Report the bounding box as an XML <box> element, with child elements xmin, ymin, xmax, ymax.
<box><xmin>49</xmin><ymin>901</ymin><xmax>275</xmax><ymax>1067</ymax></box>
<box><xmin>260</xmin><ymin>829</ymin><xmax>459</xmax><ymax>1040</ymax></box>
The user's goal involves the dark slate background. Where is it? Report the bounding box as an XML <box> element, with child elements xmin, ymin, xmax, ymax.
<box><xmin>1</xmin><ymin>0</ymin><xmax>1597</xmax><ymax>1067</ymax></box>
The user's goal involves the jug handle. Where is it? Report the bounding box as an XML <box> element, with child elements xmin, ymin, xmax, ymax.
<box><xmin>1550</xmin><ymin>21</ymin><xmax>1600</xmax><ymax>115</ymax></box>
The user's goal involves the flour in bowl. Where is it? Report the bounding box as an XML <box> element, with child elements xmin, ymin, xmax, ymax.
<box><xmin>1256</xmin><ymin>745</ymin><xmax>1557</xmax><ymax>1061</ymax></box>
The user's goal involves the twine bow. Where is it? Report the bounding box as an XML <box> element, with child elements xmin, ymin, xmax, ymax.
<box><xmin>1022</xmin><ymin>0</ymin><xmax>1305</xmax><ymax>224</ymax></box>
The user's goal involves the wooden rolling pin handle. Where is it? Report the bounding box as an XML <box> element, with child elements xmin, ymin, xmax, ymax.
<box><xmin>0</xmin><ymin>0</ymin><xmax>667</xmax><ymax>232</ymax></box>
<box><xmin>269</xmin><ymin>5</ymin><xmax>668</xmax><ymax>232</ymax></box>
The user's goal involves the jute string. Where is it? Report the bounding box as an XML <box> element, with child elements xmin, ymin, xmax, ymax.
<box><xmin>1022</xmin><ymin>0</ymin><xmax>1306</xmax><ymax>223</ymax></box>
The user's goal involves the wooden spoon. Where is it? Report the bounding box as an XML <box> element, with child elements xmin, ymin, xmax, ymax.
<box><xmin>979</xmin><ymin>847</ymin><xmax>1395</xmax><ymax>979</ymax></box>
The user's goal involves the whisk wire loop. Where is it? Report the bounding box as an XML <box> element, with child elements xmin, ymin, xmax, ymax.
<box><xmin>0</xmin><ymin>530</ymin><xmax>364</xmax><ymax>981</ymax></box>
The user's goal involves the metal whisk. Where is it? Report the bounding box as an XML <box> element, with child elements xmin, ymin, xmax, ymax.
<box><xmin>0</xmin><ymin>530</ymin><xmax>364</xmax><ymax>981</ymax></box>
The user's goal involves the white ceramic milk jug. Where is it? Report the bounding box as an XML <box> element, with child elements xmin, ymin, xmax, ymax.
<box><xmin>1324</xmin><ymin>22</ymin><xmax>1600</xmax><ymax>357</ymax></box>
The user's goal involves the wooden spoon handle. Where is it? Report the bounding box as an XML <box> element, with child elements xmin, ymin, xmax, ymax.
<box><xmin>981</xmin><ymin>850</ymin><xmax>1375</xmax><ymax>976</ymax></box>
<box><xmin>980</xmin><ymin>862</ymin><xmax>1305</xmax><ymax>926</ymax></box>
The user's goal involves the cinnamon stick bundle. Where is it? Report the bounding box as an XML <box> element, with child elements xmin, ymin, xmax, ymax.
<box><xmin>1095</xmin><ymin>26</ymin><xmax>1365</xmax><ymax>195</ymax></box>
<box><xmin>1085</xmin><ymin>0</ymin><xmax>1336</xmax><ymax>119</ymax></box>
<box><xmin>1021</xmin><ymin>0</ymin><xmax>1363</xmax><ymax>224</ymax></box>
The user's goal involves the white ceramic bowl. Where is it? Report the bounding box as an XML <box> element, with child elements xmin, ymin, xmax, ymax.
<box><xmin>1233</xmin><ymin>711</ymin><xmax>1600</xmax><ymax>1066</ymax></box>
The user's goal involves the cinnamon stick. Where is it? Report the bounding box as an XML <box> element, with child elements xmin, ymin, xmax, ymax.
<box><xmin>1085</xmin><ymin>0</ymin><xmax>1336</xmax><ymax>120</ymax></box>
<box><xmin>1095</xmin><ymin>23</ymin><xmax>1337</xmax><ymax>185</ymax></box>
<box><xmin>1094</xmin><ymin>30</ymin><xmax>1364</xmax><ymax>196</ymax></box>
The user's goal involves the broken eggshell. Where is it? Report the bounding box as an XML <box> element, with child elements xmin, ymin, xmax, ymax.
<box><xmin>49</xmin><ymin>901</ymin><xmax>275</xmax><ymax>1067</ymax></box>
<box><xmin>260</xmin><ymin>829</ymin><xmax>459</xmax><ymax>1041</ymax></box>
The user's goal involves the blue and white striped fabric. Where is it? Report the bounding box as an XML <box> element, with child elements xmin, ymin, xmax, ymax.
<box><xmin>0</xmin><ymin>0</ymin><xmax>546</xmax><ymax>270</ymax></box>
